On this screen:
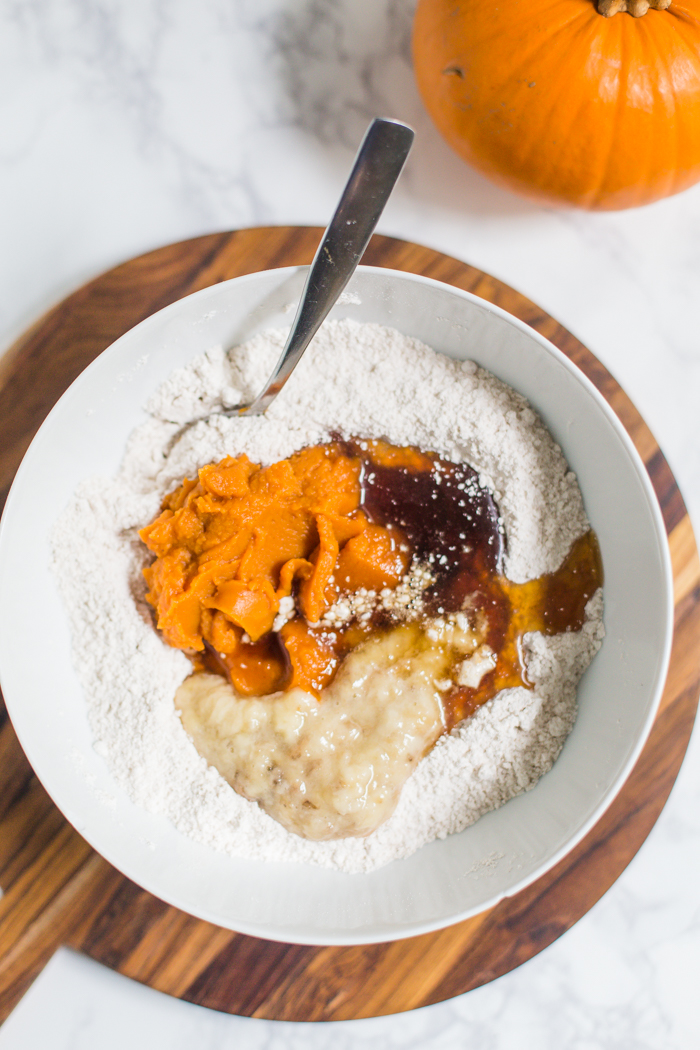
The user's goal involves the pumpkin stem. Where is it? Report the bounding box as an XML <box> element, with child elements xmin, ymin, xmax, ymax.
<box><xmin>597</xmin><ymin>0</ymin><xmax>671</xmax><ymax>15</ymax></box>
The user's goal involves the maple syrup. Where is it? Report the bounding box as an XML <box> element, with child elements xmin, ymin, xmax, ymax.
<box><xmin>353</xmin><ymin>440</ymin><xmax>602</xmax><ymax>729</ymax></box>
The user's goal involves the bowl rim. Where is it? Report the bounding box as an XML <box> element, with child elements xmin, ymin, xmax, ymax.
<box><xmin>0</xmin><ymin>263</ymin><xmax>675</xmax><ymax>945</ymax></box>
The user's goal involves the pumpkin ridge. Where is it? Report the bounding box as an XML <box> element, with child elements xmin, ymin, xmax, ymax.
<box><xmin>652</xmin><ymin>7</ymin><xmax>700</xmax><ymax>195</ymax></box>
<box><xmin>633</xmin><ymin>21</ymin><xmax>667</xmax><ymax>200</ymax></box>
<box><xmin>524</xmin><ymin>3</ymin><xmax>601</xmax><ymax>60</ymax></box>
<box><xmin>672</xmin><ymin>2</ymin><xmax>700</xmax><ymax>29</ymax></box>
<box><xmin>657</xmin><ymin>6</ymin><xmax>700</xmax><ymax>68</ymax></box>
<box><xmin>447</xmin><ymin>4</ymin><xmax>598</xmax><ymax>106</ymax></box>
<box><xmin>500</xmin><ymin>2</ymin><xmax>597</xmax><ymax>61</ymax></box>
<box><xmin>511</xmin><ymin>17</ymin><xmax>606</xmax><ymax>202</ymax></box>
<box><xmin>430</xmin><ymin>0</ymin><xmax>596</xmax><ymax>75</ymax></box>
<box><xmin>471</xmin><ymin>6</ymin><xmax>625</xmax><ymax>205</ymax></box>
<box><xmin>590</xmin><ymin>10</ymin><xmax>628</xmax><ymax>206</ymax></box>
<box><xmin>643</xmin><ymin>15</ymin><xmax>689</xmax><ymax>197</ymax></box>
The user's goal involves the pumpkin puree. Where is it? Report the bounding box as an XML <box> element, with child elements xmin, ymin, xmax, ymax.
<box><xmin>140</xmin><ymin>442</ymin><xmax>412</xmax><ymax>698</ymax></box>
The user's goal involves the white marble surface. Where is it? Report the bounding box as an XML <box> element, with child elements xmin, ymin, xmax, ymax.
<box><xmin>1</xmin><ymin>1</ymin><xmax>699</xmax><ymax>1046</ymax></box>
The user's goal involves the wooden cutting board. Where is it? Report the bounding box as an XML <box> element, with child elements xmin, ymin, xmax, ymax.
<box><xmin>1</xmin><ymin>227</ymin><xmax>698</xmax><ymax>1023</ymax></box>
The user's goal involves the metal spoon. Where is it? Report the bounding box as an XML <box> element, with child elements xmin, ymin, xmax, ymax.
<box><xmin>234</xmin><ymin>117</ymin><xmax>414</xmax><ymax>416</ymax></box>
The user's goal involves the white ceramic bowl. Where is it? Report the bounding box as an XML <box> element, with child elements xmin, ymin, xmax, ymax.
<box><xmin>0</xmin><ymin>266</ymin><xmax>673</xmax><ymax>945</ymax></box>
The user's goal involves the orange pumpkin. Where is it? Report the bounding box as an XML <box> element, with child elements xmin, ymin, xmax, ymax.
<box><xmin>412</xmin><ymin>0</ymin><xmax>700</xmax><ymax>209</ymax></box>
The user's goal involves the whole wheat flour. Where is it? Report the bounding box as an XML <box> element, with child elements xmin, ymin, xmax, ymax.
<box><xmin>51</xmin><ymin>319</ymin><xmax>604</xmax><ymax>873</ymax></box>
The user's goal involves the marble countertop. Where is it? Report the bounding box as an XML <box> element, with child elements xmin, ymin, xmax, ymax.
<box><xmin>1</xmin><ymin>2</ymin><xmax>699</xmax><ymax>1047</ymax></box>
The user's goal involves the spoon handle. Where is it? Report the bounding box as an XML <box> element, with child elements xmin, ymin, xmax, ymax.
<box><xmin>239</xmin><ymin>118</ymin><xmax>414</xmax><ymax>415</ymax></box>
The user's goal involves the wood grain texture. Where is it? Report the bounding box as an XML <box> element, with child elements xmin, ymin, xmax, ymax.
<box><xmin>0</xmin><ymin>228</ymin><xmax>698</xmax><ymax>1023</ymax></box>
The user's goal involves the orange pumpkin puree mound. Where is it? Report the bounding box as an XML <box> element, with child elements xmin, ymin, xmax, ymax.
<box><xmin>139</xmin><ymin>442</ymin><xmax>412</xmax><ymax>698</ymax></box>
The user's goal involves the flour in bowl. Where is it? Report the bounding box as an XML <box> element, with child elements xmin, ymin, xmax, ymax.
<box><xmin>51</xmin><ymin>319</ymin><xmax>604</xmax><ymax>873</ymax></box>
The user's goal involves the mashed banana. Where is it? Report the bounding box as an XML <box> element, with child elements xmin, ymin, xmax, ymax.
<box><xmin>176</xmin><ymin>619</ymin><xmax>488</xmax><ymax>839</ymax></box>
